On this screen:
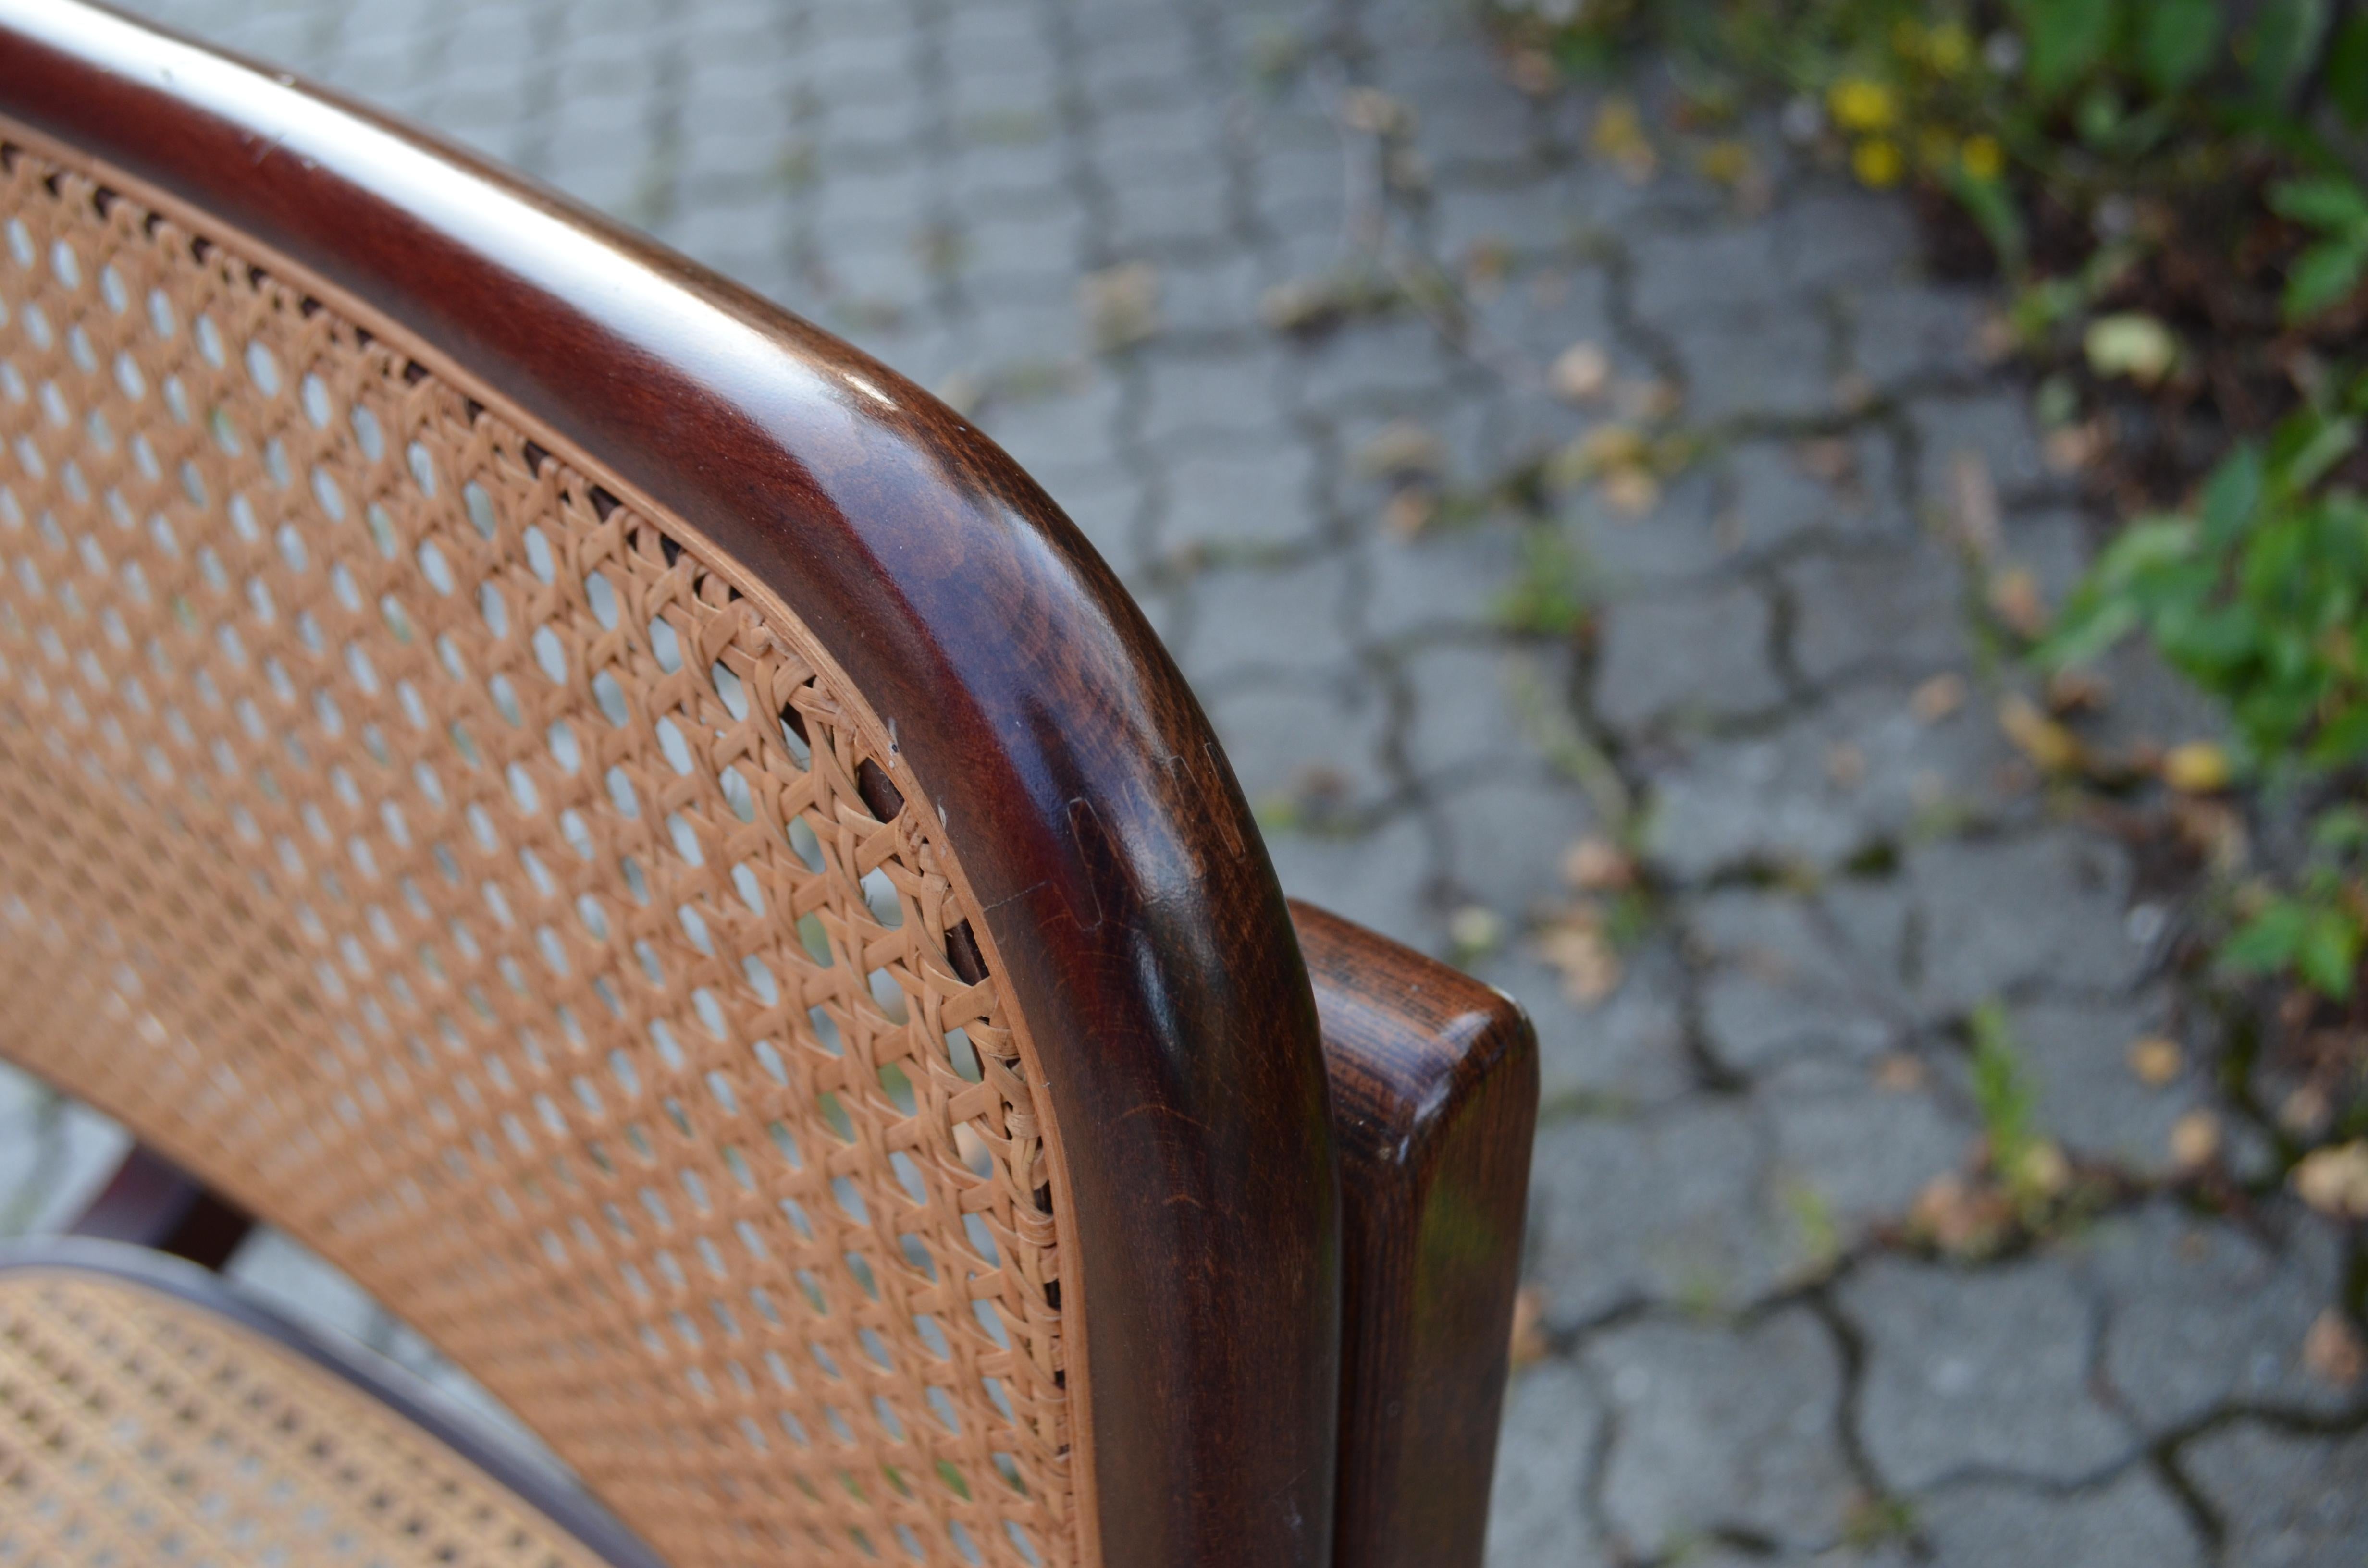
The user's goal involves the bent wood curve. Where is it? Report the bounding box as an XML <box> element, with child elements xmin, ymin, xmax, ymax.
<box><xmin>0</xmin><ymin>6</ymin><xmax>1340</xmax><ymax>1566</ymax></box>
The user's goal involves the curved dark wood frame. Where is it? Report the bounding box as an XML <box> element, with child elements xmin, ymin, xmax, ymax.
<box><xmin>0</xmin><ymin>1237</ymin><xmax>669</xmax><ymax>1568</ymax></box>
<box><xmin>0</xmin><ymin>5</ymin><xmax>1340</xmax><ymax>1565</ymax></box>
<box><xmin>1295</xmin><ymin>903</ymin><xmax>1537</xmax><ymax>1568</ymax></box>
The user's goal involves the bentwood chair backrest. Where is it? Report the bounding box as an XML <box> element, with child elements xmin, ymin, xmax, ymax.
<box><xmin>0</xmin><ymin>5</ymin><xmax>1342</xmax><ymax>1566</ymax></box>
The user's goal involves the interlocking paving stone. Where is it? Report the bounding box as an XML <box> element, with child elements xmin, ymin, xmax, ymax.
<box><xmin>2184</xmin><ymin>1422</ymin><xmax>2368</xmax><ymax>1567</ymax></box>
<box><xmin>1528</xmin><ymin>1101</ymin><xmax>1787</xmax><ymax>1324</ymax></box>
<box><xmin>1916</xmin><ymin>1470</ymin><xmax>2205</xmax><ymax>1568</ymax></box>
<box><xmin>1588</xmin><ymin>1308</ymin><xmax>1857</xmax><ymax>1555</ymax></box>
<box><xmin>2084</xmin><ymin>1201</ymin><xmax>2353</xmax><ymax>1433</ymax></box>
<box><xmin>1842</xmin><ymin>1255</ymin><xmax>2137</xmax><ymax>1490</ymax></box>
<box><xmin>12</xmin><ymin>0</ymin><xmax>2351</xmax><ymax>1556</ymax></box>
<box><xmin>1483</xmin><ymin>1362</ymin><xmax>1610</xmax><ymax>1568</ymax></box>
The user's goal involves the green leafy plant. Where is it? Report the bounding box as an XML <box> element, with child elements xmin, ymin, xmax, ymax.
<box><xmin>2273</xmin><ymin>173</ymin><xmax>2368</xmax><ymax>321</ymax></box>
<box><xmin>2223</xmin><ymin>808</ymin><xmax>2368</xmax><ymax>999</ymax></box>
<box><xmin>2045</xmin><ymin>379</ymin><xmax>2368</xmax><ymax>1000</ymax></box>
<box><xmin>2045</xmin><ymin>396</ymin><xmax>2368</xmax><ymax>773</ymax></box>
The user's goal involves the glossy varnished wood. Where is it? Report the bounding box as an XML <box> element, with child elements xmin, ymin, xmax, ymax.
<box><xmin>1294</xmin><ymin>901</ymin><xmax>1539</xmax><ymax>1568</ymax></box>
<box><xmin>0</xmin><ymin>7</ymin><xmax>1339</xmax><ymax>1565</ymax></box>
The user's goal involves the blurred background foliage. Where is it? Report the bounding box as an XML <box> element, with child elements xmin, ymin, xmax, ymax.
<box><xmin>1485</xmin><ymin>0</ymin><xmax>2368</xmax><ymax>1068</ymax></box>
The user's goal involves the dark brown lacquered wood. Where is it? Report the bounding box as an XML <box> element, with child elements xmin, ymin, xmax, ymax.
<box><xmin>0</xmin><ymin>1238</ymin><xmax>669</xmax><ymax>1568</ymax></box>
<box><xmin>1294</xmin><ymin>901</ymin><xmax>1539</xmax><ymax>1568</ymax></box>
<box><xmin>0</xmin><ymin>6</ymin><xmax>1340</xmax><ymax>1566</ymax></box>
<box><xmin>71</xmin><ymin>1146</ymin><xmax>254</xmax><ymax>1269</ymax></box>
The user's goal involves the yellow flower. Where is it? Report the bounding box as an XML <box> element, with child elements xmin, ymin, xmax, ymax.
<box><xmin>1927</xmin><ymin>23</ymin><xmax>1973</xmax><ymax>75</ymax></box>
<box><xmin>1961</xmin><ymin>134</ymin><xmax>2004</xmax><ymax>182</ymax></box>
<box><xmin>1828</xmin><ymin>77</ymin><xmax>1898</xmax><ymax>133</ymax></box>
<box><xmin>1852</xmin><ymin>137</ymin><xmax>1905</xmax><ymax>188</ymax></box>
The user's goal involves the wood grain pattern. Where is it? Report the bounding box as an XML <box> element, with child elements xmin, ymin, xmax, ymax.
<box><xmin>1294</xmin><ymin>900</ymin><xmax>1539</xmax><ymax>1568</ymax></box>
<box><xmin>0</xmin><ymin>6</ymin><xmax>1339</xmax><ymax>1566</ymax></box>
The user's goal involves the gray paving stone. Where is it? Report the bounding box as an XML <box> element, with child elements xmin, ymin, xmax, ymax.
<box><xmin>1668</xmin><ymin>310</ymin><xmax>1840</xmax><ymax>424</ymax></box>
<box><xmin>1592</xmin><ymin>582</ymin><xmax>1784</xmax><ymax>731</ymax></box>
<box><xmin>1784</xmin><ymin>542</ymin><xmax>1970</xmax><ymax>687</ymax></box>
<box><xmin>2009</xmin><ymin>998</ymin><xmax>2211</xmax><ymax>1178</ymax></box>
<box><xmin>1158</xmin><ymin>441</ymin><xmax>1322</xmax><ymax>555</ymax></box>
<box><xmin>2186</xmin><ymin>1422</ymin><xmax>2368</xmax><ymax>1567</ymax></box>
<box><xmin>1902</xmin><ymin>830</ymin><xmax>2142</xmax><ymax>1015</ymax></box>
<box><xmin>1771</xmin><ymin>185</ymin><xmax>1922</xmax><ymax>293</ymax></box>
<box><xmin>1628</xmin><ymin>224</ymin><xmax>1790</xmax><ymax>324</ymax></box>
<box><xmin>1264</xmin><ymin>810</ymin><xmax>1437</xmax><ymax>954</ymax></box>
<box><xmin>1402</xmin><ymin>644</ymin><xmax>1568</xmax><ymax>783</ymax></box>
<box><xmin>1720</xmin><ymin>432</ymin><xmax>1911</xmax><ymax>553</ymax></box>
<box><xmin>1842</xmin><ymin>1254</ymin><xmax>2135</xmax><ymax>1489</ymax></box>
<box><xmin>1485</xmin><ymin>941</ymin><xmax>1695</xmax><ymax>1114</ymax></box>
<box><xmin>1847</xmin><ymin>282</ymin><xmax>1994</xmax><ymax>390</ymax></box>
<box><xmin>1641</xmin><ymin>684</ymin><xmax>2017</xmax><ymax>882</ymax></box>
<box><xmin>1761</xmin><ymin>1056</ymin><xmax>1967</xmax><ymax>1247</ymax></box>
<box><xmin>1917</xmin><ymin>1471</ymin><xmax>2204</xmax><ymax>1568</ymax></box>
<box><xmin>1357</xmin><ymin>522</ymin><xmax>1529</xmax><ymax>644</ymax></box>
<box><xmin>1435</xmin><ymin>768</ymin><xmax>1599</xmax><ymax>918</ymax></box>
<box><xmin>1690</xmin><ymin>889</ymin><xmax>1902</xmax><ymax>1072</ymax></box>
<box><xmin>1485</xmin><ymin>1362</ymin><xmax>1610</xmax><ymax>1568</ymax></box>
<box><xmin>1204</xmin><ymin>672</ymin><xmax>1392</xmax><ymax>817</ymax></box>
<box><xmin>1589</xmin><ymin>1308</ymin><xmax>1857</xmax><ymax>1555</ymax></box>
<box><xmin>2084</xmin><ymin>1202</ymin><xmax>2353</xmax><ymax>1433</ymax></box>
<box><xmin>1178</xmin><ymin>555</ymin><xmax>1357</xmax><ymax>686</ymax></box>
<box><xmin>1528</xmin><ymin>1101</ymin><xmax>1782</xmax><ymax>1323</ymax></box>
<box><xmin>1568</xmin><ymin>471</ymin><xmax>1737</xmax><ymax>590</ymax></box>
<box><xmin>1912</xmin><ymin>391</ymin><xmax>2050</xmax><ymax>501</ymax></box>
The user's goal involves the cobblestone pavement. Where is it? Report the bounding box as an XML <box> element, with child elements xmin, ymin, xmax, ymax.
<box><xmin>3</xmin><ymin>0</ymin><xmax>2364</xmax><ymax>1561</ymax></box>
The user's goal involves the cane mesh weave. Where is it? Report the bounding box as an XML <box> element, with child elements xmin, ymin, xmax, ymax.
<box><xmin>0</xmin><ymin>131</ymin><xmax>1074</xmax><ymax>1568</ymax></box>
<box><xmin>0</xmin><ymin>1266</ymin><xmax>607</xmax><ymax>1568</ymax></box>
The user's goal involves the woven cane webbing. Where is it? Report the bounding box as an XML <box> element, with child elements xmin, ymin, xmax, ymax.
<box><xmin>0</xmin><ymin>133</ymin><xmax>1073</xmax><ymax>1568</ymax></box>
<box><xmin>0</xmin><ymin>1267</ymin><xmax>609</xmax><ymax>1567</ymax></box>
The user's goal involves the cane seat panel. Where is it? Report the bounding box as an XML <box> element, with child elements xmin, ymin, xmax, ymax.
<box><xmin>0</xmin><ymin>1263</ymin><xmax>614</xmax><ymax>1568</ymax></box>
<box><xmin>0</xmin><ymin>130</ymin><xmax>1072</xmax><ymax>1568</ymax></box>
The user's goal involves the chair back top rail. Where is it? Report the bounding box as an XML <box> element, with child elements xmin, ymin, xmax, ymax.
<box><xmin>0</xmin><ymin>5</ymin><xmax>1340</xmax><ymax>1566</ymax></box>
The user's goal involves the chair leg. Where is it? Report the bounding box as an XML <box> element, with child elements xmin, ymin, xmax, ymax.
<box><xmin>70</xmin><ymin>1145</ymin><xmax>253</xmax><ymax>1269</ymax></box>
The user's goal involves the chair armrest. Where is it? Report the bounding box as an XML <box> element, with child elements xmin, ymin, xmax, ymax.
<box><xmin>1292</xmin><ymin>900</ymin><xmax>1540</xmax><ymax>1568</ymax></box>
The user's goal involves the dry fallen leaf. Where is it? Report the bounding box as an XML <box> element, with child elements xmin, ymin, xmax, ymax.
<box><xmin>1447</xmin><ymin>904</ymin><xmax>1506</xmax><ymax>958</ymax></box>
<box><xmin>1354</xmin><ymin>418</ymin><xmax>1446</xmax><ymax>479</ymax></box>
<box><xmin>1998</xmin><ymin>693</ymin><xmax>2084</xmax><ymax>774</ymax></box>
<box><xmin>2294</xmin><ymin>1140</ymin><xmax>2368</xmax><ymax>1219</ymax></box>
<box><xmin>2126</xmin><ymin>1036</ymin><xmax>2183</xmax><ymax>1086</ymax></box>
<box><xmin>2044</xmin><ymin>667</ymin><xmax>2110</xmax><ymax>714</ymax></box>
<box><xmin>2304</xmin><ymin>1308</ymin><xmax>2366</xmax><ymax>1389</ymax></box>
<box><xmin>1946</xmin><ymin>451</ymin><xmax>2002</xmax><ymax>560</ymax></box>
<box><xmin>1796</xmin><ymin>437</ymin><xmax>1856</xmax><ymax>484</ymax></box>
<box><xmin>1561</xmin><ymin>835</ymin><xmax>1636</xmax><ymax>892</ymax></box>
<box><xmin>1079</xmin><ymin>261</ymin><xmax>1161</xmax><ymax>351</ymax></box>
<box><xmin>1987</xmin><ymin>565</ymin><xmax>2046</xmax><ymax>638</ymax></box>
<box><xmin>1549</xmin><ymin>341</ymin><xmax>1612</xmax><ymax>404</ymax></box>
<box><xmin>2162</xmin><ymin>740</ymin><xmax>2231</xmax><ymax>795</ymax></box>
<box><xmin>1340</xmin><ymin>86</ymin><xmax>1414</xmax><ymax>137</ymax></box>
<box><xmin>1382</xmin><ymin>489</ymin><xmax>1437</xmax><ymax>539</ymax></box>
<box><xmin>2280</xmin><ymin>1083</ymin><xmax>2331</xmax><ymax>1139</ymax></box>
<box><xmin>1534</xmin><ymin>908</ymin><xmax>1622</xmax><ymax>1006</ymax></box>
<box><xmin>1508</xmin><ymin>1285</ymin><xmax>1551</xmax><ymax>1368</ymax></box>
<box><xmin>1825</xmin><ymin>741</ymin><xmax>1867</xmax><ymax>790</ymax></box>
<box><xmin>1908</xmin><ymin>1173</ymin><xmax>2011</xmax><ymax>1256</ymax></box>
<box><xmin>1599</xmin><ymin>466</ymin><xmax>1661</xmax><ymax>516</ymax></box>
<box><xmin>1912</xmin><ymin>672</ymin><xmax>1967</xmax><ymax>723</ymax></box>
<box><xmin>1874</xmin><ymin>1053</ymin><xmax>1927</xmax><ymax>1092</ymax></box>
<box><xmin>2170</xmin><ymin>1110</ymin><xmax>2222</xmax><ymax>1171</ymax></box>
<box><xmin>1589</xmin><ymin>97</ymin><xmax>1658</xmax><ymax>183</ymax></box>
<box><xmin>2045</xmin><ymin>421</ymin><xmax>2105</xmax><ymax>473</ymax></box>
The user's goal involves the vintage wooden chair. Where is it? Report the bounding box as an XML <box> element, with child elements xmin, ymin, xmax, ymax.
<box><xmin>0</xmin><ymin>4</ymin><xmax>1538</xmax><ymax>1566</ymax></box>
